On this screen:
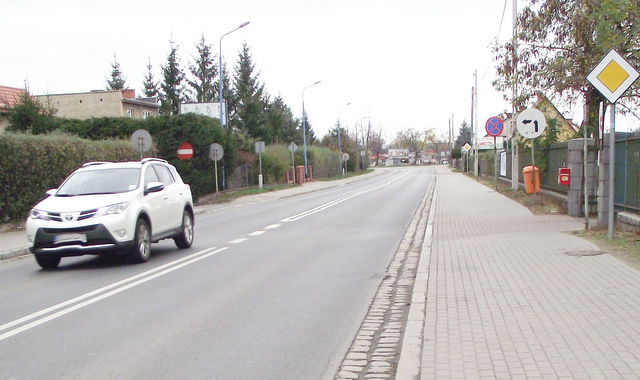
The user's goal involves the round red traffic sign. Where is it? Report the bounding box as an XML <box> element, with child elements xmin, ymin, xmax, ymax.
<box><xmin>177</xmin><ymin>142</ymin><xmax>193</xmax><ymax>160</ymax></box>
<box><xmin>485</xmin><ymin>116</ymin><xmax>504</xmax><ymax>137</ymax></box>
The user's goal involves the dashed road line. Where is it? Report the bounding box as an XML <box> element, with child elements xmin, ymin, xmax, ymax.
<box><xmin>0</xmin><ymin>247</ymin><xmax>227</xmax><ymax>342</ymax></box>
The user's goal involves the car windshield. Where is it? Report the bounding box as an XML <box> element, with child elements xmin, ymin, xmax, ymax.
<box><xmin>56</xmin><ymin>168</ymin><xmax>141</xmax><ymax>196</ymax></box>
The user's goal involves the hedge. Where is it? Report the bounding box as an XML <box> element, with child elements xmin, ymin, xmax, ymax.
<box><xmin>0</xmin><ymin>133</ymin><xmax>140</xmax><ymax>222</ymax></box>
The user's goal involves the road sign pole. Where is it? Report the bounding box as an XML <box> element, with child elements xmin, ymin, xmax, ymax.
<box><xmin>586</xmin><ymin>50</ymin><xmax>639</xmax><ymax>239</ymax></box>
<box><xmin>291</xmin><ymin>149</ymin><xmax>296</xmax><ymax>184</ymax></box>
<box><xmin>494</xmin><ymin>137</ymin><xmax>498</xmax><ymax>191</ymax></box>
<box><xmin>214</xmin><ymin>152</ymin><xmax>219</xmax><ymax>194</ymax></box>
<box><xmin>608</xmin><ymin>103</ymin><xmax>616</xmax><ymax>240</ymax></box>
<box><xmin>531</xmin><ymin>142</ymin><xmax>536</xmax><ymax>201</ymax></box>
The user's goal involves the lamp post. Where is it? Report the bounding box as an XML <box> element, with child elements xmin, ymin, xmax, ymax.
<box><xmin>354</xmin><ymin>116</ymin><xmax>367</xmax><ymax>169</ymax></box>
<box><xmin>219</xmin><ymin>21</ymin><xmax>250</xmax><ymax>129</ymax></box>
<box><xmin>337</xmin><ymin>102</ymin><xmax>351</xmax><ymax>175</ymax></box>
<box><xmin>302</xmin><ymin>80</ymin><xmax>321</xmax><ymax>179</ymax></box>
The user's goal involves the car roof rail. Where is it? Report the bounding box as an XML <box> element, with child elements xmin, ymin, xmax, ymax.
<box><xmin>141</xmin><ymin>158</ymin><xmax>168</xmax><ymax>165</ymax></box>
<box><xmin>82</xmin><ymin>161</ymin><xmax>110</xmax><ymax>167</ymax></box>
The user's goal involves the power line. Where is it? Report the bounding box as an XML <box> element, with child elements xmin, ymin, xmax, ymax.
<box><xmin>481</xmin><ymin>0</ymin><xmax>509</xmax><ymax>80</ymax></box>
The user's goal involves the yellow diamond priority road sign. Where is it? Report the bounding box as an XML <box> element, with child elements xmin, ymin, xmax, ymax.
<box><xmin>587</xmin><ymin>50</ymin><xmax>639</xmax><ymax>104</ymax></box>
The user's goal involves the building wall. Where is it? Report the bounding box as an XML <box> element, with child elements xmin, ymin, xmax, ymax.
<box><xmin>36</xmin><ymin>91</ymin><xmax>122</xmax><ymax>119</ymax></box>
<box><xmin>35</xmin><ymin>90</ymin><xmax>158</xmax><ymax>120</ymax></box>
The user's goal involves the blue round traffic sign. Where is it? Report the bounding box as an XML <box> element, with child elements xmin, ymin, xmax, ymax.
<box><xmin>485</xmin><ymin>116</ymin><xmax>504</xmax><ymax>137</ymax></box>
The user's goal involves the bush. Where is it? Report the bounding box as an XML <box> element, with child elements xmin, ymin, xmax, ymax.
<box><xmin>0</xmin><ymin>133</ymin><xmax>140</xmax><ymax>222</ymax></box>
<box><xmin>261</xmin><ymin>145</ymin><xmax>291</xmax><ymax>183</ymax></box>
<box><xmin>308</xmin><ymin>145</ymin><xmax>340</xmax><ymax>178</ymax></box>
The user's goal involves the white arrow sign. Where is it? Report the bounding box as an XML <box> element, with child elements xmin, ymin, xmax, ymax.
<box><xmin>517</xmin><ymin>108</ymin><xmax>546</xmax><ymax>139</ymax></box>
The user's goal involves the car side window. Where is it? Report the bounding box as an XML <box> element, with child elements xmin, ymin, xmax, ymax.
<box><xmin>153</xmin><ymin>165</ymin><xmax>175</xmax><ymax>186</ymax></box>
<box><xmin>145</xmin><ymin>166</ymin><xmax>160</xmax><ymax>187</ymax></box>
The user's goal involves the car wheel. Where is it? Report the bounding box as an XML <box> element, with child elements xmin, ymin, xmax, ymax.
<box><xmin>130</xmin><ymin>219</ymin><xmax>151</xmax><ymax>263</ymax></box>
<box><xmin>174</xmin><ymin>210</ymin><xmax>194</xmax><ymax>249</ymax></box>
<box><xmin>35</xmin><ymin>255</ymin><xmax>61</xmax><ymax>269</ymax></box>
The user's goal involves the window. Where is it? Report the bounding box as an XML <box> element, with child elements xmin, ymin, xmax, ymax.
<box><xmin>153</xmin><ymin>165</ymin><xmax>175</xmax><ymax>186</ymax></box>
<box><xmin>144</xmin><ymin>166</ymin><xmax>160</xmax><ymax>187</ymax></box>
<box><xmin>126</xmin><ymin>108</ymin><xmax>135</xmax><ymax>118</ymax></box>
<box><xmin>143</xmin><ymin>110</ymin><xmax>152</xmax><ymax>119</ymax></box>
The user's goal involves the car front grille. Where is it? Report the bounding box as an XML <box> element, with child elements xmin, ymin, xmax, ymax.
<box><xmin>42</xmin><ymin>225</ymin><xmax>98</xmax><ymax>234</ymax></box>
<box><xmin>48</xmin><ymin>209</ymin><xmax>98</xmax><ymax>222</ymax></box>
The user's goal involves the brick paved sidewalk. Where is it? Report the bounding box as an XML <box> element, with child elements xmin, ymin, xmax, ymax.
<box><xmin>421</xmin><ymin>168</ymin><xmax>640</xmax><ymax>379</ymax></box>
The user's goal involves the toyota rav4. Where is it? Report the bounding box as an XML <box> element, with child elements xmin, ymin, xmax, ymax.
<box><xmin>26</xmin><ymin>158</ymin><xmax>194</xmax><ymax>269</ymax></box>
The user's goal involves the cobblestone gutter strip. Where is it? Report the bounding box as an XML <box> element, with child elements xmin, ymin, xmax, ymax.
<box><xmin>335</xmin><ymin>179</ymin><xmax>435</xmax><ymax>380</ymax></box>
<box><xmin>395</xmin><ymin>187</ymin><xmax>436</xmax><ymax>380</ymax></box>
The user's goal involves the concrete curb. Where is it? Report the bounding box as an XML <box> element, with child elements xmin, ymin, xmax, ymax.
<box><xmin>395</xmin><ymin>173</ymin><xmax>436</xmax><ymax>379</ymax></box>
<box><xmin>0</xmin><ymin>247</ymin><xmax>30</xmax><ymax>261</ymax></box>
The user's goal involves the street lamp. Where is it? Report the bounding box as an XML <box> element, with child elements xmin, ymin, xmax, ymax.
<box><xmin>302</xmin><ymin>80</ymin><xmax>321</xmax><ymax>179</ymax></box>
<box><xmin>337</xmin><ymin>102</ymin><xmax>351</xmax><ymax>175</ymax></box>
<box><xmin>354</xmin><ymin>116</ymin><xmax>367</xmax><ymax>170</ymax></box>
<box><xmin>219</xmin><ymin>21</ymin><xmax>250</xmax><ymax>128</ymax></box>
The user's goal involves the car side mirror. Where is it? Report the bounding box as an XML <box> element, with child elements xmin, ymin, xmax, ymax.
<box><xmin>145</xmin><ymin>181</ymin><xmax>164</xmax><ymax>194</ymax></box>
<box><xmin>46</xmin><ymin>189</ymin><xmax>57</xmax><ymax>196</ymax></box>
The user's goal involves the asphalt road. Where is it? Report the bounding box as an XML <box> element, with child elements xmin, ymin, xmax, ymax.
<box><xmin>0</xmin><ymin>167</ymin><xmax>434</xmax><ymax>379</ymax></box>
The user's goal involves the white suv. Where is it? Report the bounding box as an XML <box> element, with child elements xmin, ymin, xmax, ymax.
<box><xmin>26</xmin><ymin>158</ymin><xmax>194</xmax><ymax>269</ymax></box>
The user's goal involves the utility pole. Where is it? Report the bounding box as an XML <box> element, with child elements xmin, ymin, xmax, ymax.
<box><xmin>474</xmin><ymin>69</ymin><xmax>479</xmax><ymax>177</ymax></box>
<box><xmin>511</xmin><ymin>0</ymin><xmax>519</xmax><ymax>190</ymax></box>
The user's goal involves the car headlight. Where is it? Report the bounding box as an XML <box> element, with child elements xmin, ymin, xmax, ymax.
<box><xmin>29</xmin><ymin>209</ymin><xmax>50</xmax><ymax>220</ymax></box>
<box><xmin>96</xmin><ymin>202</ymin><xmax>129</xmax><ymax>217</ymax></box>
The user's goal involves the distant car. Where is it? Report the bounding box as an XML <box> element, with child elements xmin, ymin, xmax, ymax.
<box><xmin>26</xmin><ymin>158</ymin><xmax>194</xmax><ymax>269</ymax></box>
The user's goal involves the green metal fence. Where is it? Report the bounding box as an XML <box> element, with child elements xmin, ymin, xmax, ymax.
<box><xmin>482</xmin><ymin>142</ymin><xmax>569</xmax><ymax>192</ymax></box>
<box><xmin>615</xmin><ymin>132</ymin><xmax>640</xmax><ymax>212</ymax></box>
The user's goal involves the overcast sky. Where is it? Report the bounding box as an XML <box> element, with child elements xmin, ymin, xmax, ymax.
<box><xmin>3</xmin><ymin>0</ymin><xmax>526</xmax><ymax>141</ymax></box>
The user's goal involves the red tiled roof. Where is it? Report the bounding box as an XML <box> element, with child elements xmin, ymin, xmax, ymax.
<box><xmin>0</xmin><ymin>86</ymin><xmax>25</xmax><ymax>110</ymax></box>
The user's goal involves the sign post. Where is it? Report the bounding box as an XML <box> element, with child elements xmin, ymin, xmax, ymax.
<box><xmin>485</xmin><ymin>116</ymin><xmax>504</xmax><ymax>191</ymax></box>
<box><xmin>462</xmin><ymin>143</ymin><xmax>471</xmax><ymax>173</ymax></box>
<box><xmin>255</xmin><ymin>141</ymin><xmax>265</xmax><ymax>190</ymax></box>
<box><xmin>130</xmin><ymin>129</ymin><xmax>152</xmax><ymax>160</ymax></box>
<box><xmin>517</xmin><ymin>108</ymin><xmax>546</xmax><ymax>198</ymax></box>
<box><xmin>209</xmin><ymin>143</ymin><xmax>224</xmax><ymax>194</ymax></box>
<box><xmin>342</xmin><ymin>153</ymin><xmax>350</xmax><ymax>175</ymax></box>
<box><xmin>288</xmin><ymin>142</ymin><xmax>297</xmax><ymax>184</ymax></box>
<box><xmin>587</xmin><ymin>49</ymin><xmax>640</xmax><ymax>239</ymax></box>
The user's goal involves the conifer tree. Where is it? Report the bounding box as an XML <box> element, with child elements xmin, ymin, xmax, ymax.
<box><xmin>160</xmin><ymin>39</ymin><xmax>186</xmax><ymax>115</ymax></box>
<box><xmin>231</xmin><ymin>42</ymin><xmax>265</xmax><ymax>138</ymax></box>
<box><xmin>141</xmin><ymin>58</ymin><xmax>159</xmax><ymax>98</ymax></box>
<box><xmin>106</xmin><ymin>54</ymin><xmax>127</xmax><ymax>90</ymax></box>
<box><xmin>188</xmin><ymin>34</ymin><xmax>217</xmax><ymax>103</ymax></box>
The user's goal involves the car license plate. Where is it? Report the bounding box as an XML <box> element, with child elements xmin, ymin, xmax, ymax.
<box><xmin>53</xmin><ymin>233</ymin><xmax>87</xmax><ymax>244</ymax></box>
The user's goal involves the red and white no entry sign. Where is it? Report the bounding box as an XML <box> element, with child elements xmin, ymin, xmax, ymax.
<box><xmin>177</xmin><ymin>142</ymin><xmax>193</xmax><ymax>160</ymax></box>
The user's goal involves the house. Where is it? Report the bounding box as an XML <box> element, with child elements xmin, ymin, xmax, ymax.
<box><xmin>0</xmin><ymin>85</ymin><xmax>26</xmax><ymax>131</ymax></box>
<box><xmin>34</xmin><ymin>89</ymin><xmax>160</xmax><ymax>120</ymax></box>
<box><xmin>387</xmin><ymin>148</ymin><xmax>410</xmax><ymax>165</ymax></box>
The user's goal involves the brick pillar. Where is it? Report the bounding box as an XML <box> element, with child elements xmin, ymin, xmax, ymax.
<box><xmin>567</xmin><ymin>138</ymin><xmax>597</xmax><ymax>217</ymax></box>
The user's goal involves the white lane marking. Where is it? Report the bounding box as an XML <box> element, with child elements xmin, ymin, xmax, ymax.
<box><xmin>280</xmin><ymin>170</ymin><xmax>411</xmax><ymax>223</ymax></box>
<box><xmin>249</xmin><ymin>231</ymin><xmax>266</xmax><ymax>236</ymax></box>
<box><xmin>229</xmin><ymin>238</ymin><xmax>248</xmax><ymax>244</ymax></box>
<box><xmin>0</xmin><ymin>247</ymin><xmax>227</xmax><ymax>342</ymax></box>
<box><xmin>280</xmin><ymin>194</ymin><xmax>359</xmax><ymax>222</ymax></box>
<box><xmin>265</xmin><ymin>224</ymin><xmax>280</xmax><ymax>230</ymax></box>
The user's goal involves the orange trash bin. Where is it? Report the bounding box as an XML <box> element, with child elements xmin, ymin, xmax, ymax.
<box><xmin>522</xmin><ymin>165</ymin><xmax>540</xmax><ymax>194</ymax></box>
